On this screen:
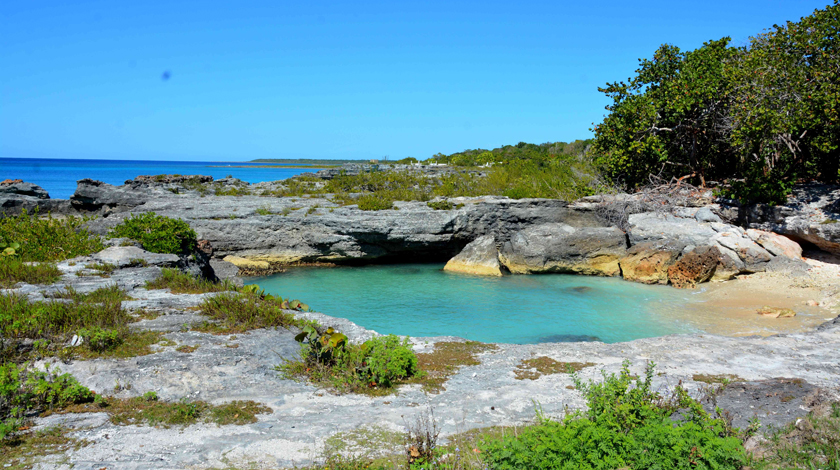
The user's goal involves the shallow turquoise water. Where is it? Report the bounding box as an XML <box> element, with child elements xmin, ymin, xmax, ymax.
<box><xmin>249</xmin><ymin>264</ymin><xmax>704</xmax><ymax>344</ymax></box>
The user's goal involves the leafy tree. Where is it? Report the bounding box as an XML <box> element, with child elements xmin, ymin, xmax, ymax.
<box><xmin>592</xmin><ymin>1</ymin><xmax>839</xmax><ymax>203</ymax></box>
<box><xmin>592</xmin><ymin>39</ymin><xmax>737</xmax><ymax>188</ymax></box>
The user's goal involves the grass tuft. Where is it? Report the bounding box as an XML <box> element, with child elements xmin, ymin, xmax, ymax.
<box><xmin>0</xmin><ymin>259</ymin><xmax>61</xmax><ymax>288</ymax></box>
<box><xmin>146</xmin><ymin>268</ymin><xmax>237</xmax><ymax>294</ymax></box>
<box><xmin>514</xmin><ymin>356</ymin><xmax>596</xmax><ymax>380</ymax></box>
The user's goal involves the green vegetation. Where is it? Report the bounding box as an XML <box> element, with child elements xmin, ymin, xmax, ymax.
<box><xmin>482</xmin><ymin>362</ymin><xmax>746</xmax><ymax>469</ymax></box>
<box><xmin>145</xmin><ymin>267</ymin><xmax>237</xmax><ymax>294</ymax></box>
<box><xmin>1</xmin><ymin>363</ymin><xmax>95</xmax><ymax>439</ymax></box>
<box><xmin>280</xmin><ymin>328</ymin><xmax>419</xmax><ymax>395</ymax></box>
<box><xmin>0</xmin><ymin>285</ymin><xmax>164</xmax><ymax>362</ymax></box>
<box><xmin>0</xmin><ymin>258</ymin><xmax>61</xmax><ymax>288</ymax></box>
<box><xmin>407</xmin><ymin>341</ymin><xmax>497</xmax><ymax>394</ymax></box>
<box><xmin>195</xmin><ymin>288</ymin><xmax>308</xmax><ymax>334</ymax></box>
<box><xmin>108</xmin><ymin>212</ymin><xmax>197</xmax><ymax>254</ymax></box>
<box><xmin>592</xmin><ymin>2</ymin><xmax>839</xmax><ymax>203</ymax></box>
<box><xmin>513</xmin><ymin>356</ymin><xmax>596</xmax><ymax>380</ymax></box>
<box><xmin>427</xmin><ymin>200</ymin><xmax>464</xmax><ymax>210</ymax></box>
<box><xmin>0</xmin><ymin>209</ymin><xmax>103</xmax><ymax>262</ymax></box>
<box><xmin>753</xmin><ymin>402</ymin><xmax>840</xmax><ymax>470</ymax></box>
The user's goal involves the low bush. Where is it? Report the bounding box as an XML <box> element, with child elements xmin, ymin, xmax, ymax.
<box><xmin>281</xmin><ymin>328</ymin><xmax>420</xmax><ymax>395</ymax></box>
<box><xmin>76</xmin><ymin>326</ymin><xmax>123</xmax><ymax>352</ymax></box>
<box><xmin>197</xmin><ymin>290</ymin><xmax>302</xmax><ymax>333</ymax></box>
<box><xmin>0</xmin><ymin>209</ymin><xmax>103</xmax><ymax>262</ymax></box>
<box><xmin>480</xmin><ymin>361</ymin><xmax>746</xmax><ymax>470</ymax></box>
<box><xmin>108</xmin><ymin>212</ymin><xmax>197</xmax><ymax>254</ymax></box>
<box><xmin>0</xmin><ymin>286</ymin><xmax>129</xmax><ymax>340</ymax></box>
<box><xmin>1</xmin><ymin>363</ymin><xmax>95</xmax><ymax>440</ymax></box>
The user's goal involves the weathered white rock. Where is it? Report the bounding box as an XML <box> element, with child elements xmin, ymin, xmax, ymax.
<box><xmin>93</xmin><ymin>246</ymin><xmax>180</xmax><ymax>267</ymax></box>
<box><xmin>443</xmin><ymin>235</ymin><xmax>503</xmax><ymax>276</ymax></box>
<box><xmin>746</xmin><ymin>229</ymin><xmax>803</xmax><ymax>259</ymax></box>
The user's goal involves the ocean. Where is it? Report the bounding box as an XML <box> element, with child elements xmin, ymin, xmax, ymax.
<box><xmin>0</xmin><ymin>157</ymin><xmax>316</xmax><ymax>200</ymax></box>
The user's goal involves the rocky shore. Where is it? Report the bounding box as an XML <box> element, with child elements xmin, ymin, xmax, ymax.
<box><xmin>3</xmin><ymin>176</ymin><xmax>838</xmax><ymax>289</ymax></box>
<box><xmin>2</xmin><ymin>175</ymin><xmax>839</xmax><ymax>468</ymax></box>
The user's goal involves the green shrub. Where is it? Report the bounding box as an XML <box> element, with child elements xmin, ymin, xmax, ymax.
<box><xmin>1</xmin><ymin>363</ymin><xmax>94</xmax><ymax>440</ymax></box>
<box><xmin>108</xmin><ymin>212</ymin><xmax>197</xmax><ymax>254</ymax></box>
<box><xmin>197</xmin><ymin>291</ymin><xmax>300</xmax><ymax>333</ymax></box>
<box><xmin>426</xmin><ymin>200</ymin><xmax>454</xmax><ymax>210</ymax></box>
<box><xmin>480</xmin><ymin>361</ymin><xmax>746</xmax><ymax>470</ymax></box>
<box><xmin>355</xmin><ymin>194</ymin><xmax>395</xmax><ymax>211</ymax></box>
<box><xmin>77</xmin><ymin>327</ymin><xmax>123</xmax><ymax>352</ymax></box>
<box><xmin>359</xmin><ymin>335</ymin><xmax>417</xmax><ymax>388</ymax></box>
<box><xmin>282</xmin><ymin>332</ymin><xmax>420</xmax><ymax>395</ymax></box>
<box><xmin>0</xmin><ymin>209</ymin><xmax>103</xmax><ymax>262</ymax></box>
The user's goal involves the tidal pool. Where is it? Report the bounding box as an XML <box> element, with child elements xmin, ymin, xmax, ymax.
<box><xmin>248</xmin><ymin>264</ymin><xmax>714</xmax><ymax>344</ymax></box>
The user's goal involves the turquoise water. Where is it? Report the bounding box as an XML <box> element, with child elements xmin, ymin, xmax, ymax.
<box><xmin>249</xmin><ymin>264</ymin><xmax>702</xmax><ymax>344</ymax></box>
<box><xmin>0</xmin><ymin>157</ymin><xmax>313</xmax><ymax>199</ymax></box>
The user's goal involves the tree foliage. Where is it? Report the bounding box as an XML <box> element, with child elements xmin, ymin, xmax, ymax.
<box><xmin>592</xmin><ymin>1</ymin><xmax>839</xmax><ymax>203</ymax></box>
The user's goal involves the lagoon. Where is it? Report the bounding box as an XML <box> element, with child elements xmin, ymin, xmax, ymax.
<box><xmin>249</xmin><ymin>264</ymin><xmax>708</xmax><ymax>344</ymax></box>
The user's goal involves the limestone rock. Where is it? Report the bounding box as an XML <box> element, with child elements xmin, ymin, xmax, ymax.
<box><xmin>756</xmin><ymin>306</ymin><xmax>797</xmax><ymax>318</ymax></box>
<box><xmin>694</xmin><ymin>207</ymin><xmax>721</xmax><ymax>223</ymax></box>
<box><xmin>93</xmin><ymin>246</ymin><xmax>180</xmax><ymax>268</ymax></box>
<box><xmin>628</xmin><ymin>212</ymin><xmax>719</xmax><ymax>247</ymax></box>
<box><xmin>744</xmin><ymin>183</ymin><xmax>840</xmax><ymax>254</ymax></box>
<box><xmin>618</xmin><ymin>241</ymin><xmax>685</xmax><ymax>284</ymax></box>
<box><xmin>223</xmin><ymin>255</ymin><xmax>270</xmax><ymax>271</ymax></box>
<box><xmin>712</xmin><ymin>232</ymin><xmax>773</xmax><ymax>272</ymax></box>
<box><xmin>444</xmin><ymin>235</ymin><xmax>503</xmax><ymax>276</ymax></box>
<box><xmin>746</xmin><ymin>229</ymin><xmax>803</xmax><ymax>259</ymax></box>
<box><xmin>499</xmin><ymin>223</ymin><xmax>626</xmax><ymax>276</ymax></box>
<box><xmin>667</xmin><ymin>246</ymin><xmax>721</xmax><ymax>288</ymax></box>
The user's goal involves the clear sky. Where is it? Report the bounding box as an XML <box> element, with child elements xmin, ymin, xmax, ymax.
<box><xmin>0</xmin><ymin>1</ymin><xmax>830</xmax><ymax>162</ymax></box>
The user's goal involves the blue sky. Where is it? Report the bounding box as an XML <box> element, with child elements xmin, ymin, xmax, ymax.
<box><xmin>0</xmin><ymin>1</ymin><xmax>829</xmax><ymax>161</ymax></box>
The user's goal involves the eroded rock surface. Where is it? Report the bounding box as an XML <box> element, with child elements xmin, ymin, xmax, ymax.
<box><xmin>499</xmin><ymin>223</ymin><xmax>626</xmax><ymax>276</ymax></box>
<box><xmin>443</xmin><ymin>235</ymin><xmax>503</xmax><ymax>276</ymax></box>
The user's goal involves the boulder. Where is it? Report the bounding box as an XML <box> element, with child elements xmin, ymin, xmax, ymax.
<box><xmin>499</xmin><ymin>223</ymin><xmax>626</xmax><ymax>276</ymax></box>
<box><xmin>756</xmin><ymin>306</ymin><xmax>797</xmax><ymax>318</ymax></box>
<box><xmin>710</xmin><ymin>244</ymin><xmax>745</xmax><ymax>281</ymax></box>
<box><xmin>694</xmin><ymin>207</ymin><xmax>721</xmax><ymax>223</ymax></box>
<box><xmin>667</xmin><ymin>246</ymin><xmax>721</xmax><ymax>288</ymax></box>
<box><xmin>712</xmin><ymin>232</ymin><xmax>773</xmax><ymax>272</ymax></box>
<box><xmin>443</xmin><ymin>235</ymin><xmax>503</xmax><ymax>276</ymax></box>
<box><xmin>745</xmin><ymin>229</ymin><xmax>803</xmax><ymax>259</ymax></box>
<box><xmin>0</xmin><ymin>180</ymin><xmax>49</xmax><ymax>199</ymax></box>
<box><xmin>618</xmin><ymin>241</ymin><xmax>685</xmax><ymax>284</ymax></box>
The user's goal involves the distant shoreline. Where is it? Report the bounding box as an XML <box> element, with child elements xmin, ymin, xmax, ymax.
<box><xmin>209</xmin><ymin>164</ymin><xmax>340</xmax><ymax>169</ymax></box>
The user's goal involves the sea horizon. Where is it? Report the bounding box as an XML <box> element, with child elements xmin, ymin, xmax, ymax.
<box><xmin>1</xmin><ymin>156</ymin><xmax>320</xmax><ymax>199</ymax></box>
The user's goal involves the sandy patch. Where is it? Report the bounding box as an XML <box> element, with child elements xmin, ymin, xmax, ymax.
<box><xmin>657</xmin><ymin>251</ymin><xmax>840</xmax><ymax>337</ymax></box>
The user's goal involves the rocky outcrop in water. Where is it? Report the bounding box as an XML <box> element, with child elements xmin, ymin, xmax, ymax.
<box><xmin>499</xmin><ymin>223</ymin><xmax>626</xmax><ymax>276</ymax></box>
<box><xmin>443</xmin><ymin>235</ymin><xmax>504</xmax><ymax>276</ymax></box>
